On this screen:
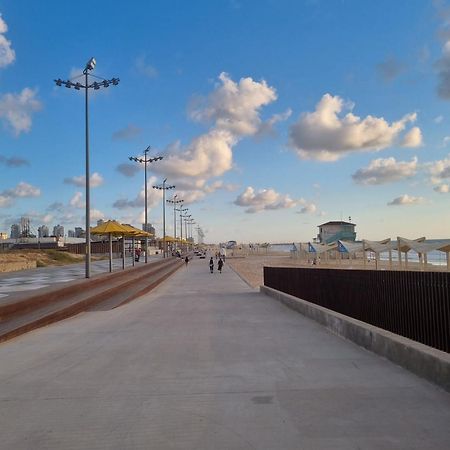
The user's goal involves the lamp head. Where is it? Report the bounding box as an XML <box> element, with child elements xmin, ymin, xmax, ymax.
<box><xmin>86</xmin><ymin>57</ymin><xmax>96</xmax><ymax>71</ymax></box>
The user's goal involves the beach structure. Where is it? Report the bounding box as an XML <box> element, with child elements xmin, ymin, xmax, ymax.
<box><xmin>317</xmin><ymin>221</ymin><xmax>356</xmax><ymax>244</ymax></box>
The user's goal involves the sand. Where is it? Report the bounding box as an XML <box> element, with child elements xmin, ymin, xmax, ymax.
<box><xmin>227</xmin><ymin>254</ymin><xmax>448</xmax><ymax>288</ymax></box>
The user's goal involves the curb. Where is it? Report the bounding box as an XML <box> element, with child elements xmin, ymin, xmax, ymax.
<box><xmin>260</xmin><ymin>285</ymin><xmax>450</xmax><ymax>392</ymax></box>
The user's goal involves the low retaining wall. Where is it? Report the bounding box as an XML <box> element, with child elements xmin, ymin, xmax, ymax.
<box><xmin>261</xmin><ymin>285</ymin><xmax>450</xmax><ymax>392</ymax></box>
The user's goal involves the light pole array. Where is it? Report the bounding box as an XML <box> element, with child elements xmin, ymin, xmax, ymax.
<box><xmin>55</xmin><ymin>57</ymin><xmax>119</xmax><ymax>278</ymax></box>
<box><xmin>167</xmin><ymin>195</ymin><xmax>183</xmax><ymax>252</ymax></box>
<box><xmin>178</xmin><ymin>207</ymin><xmax>188</xmax><ymax>252</ymax></box>
<box><xmin>129</xmin><ymin>147</ymin><xmax>163</xmax><ymax>263</ymax></box>
<box><xmin>152</xmin><ymin>179</ymin><xmax>175</xmax><ymax>258</ymax></box>
<box><xmin>181</xmin><ymin>213</ymin><xmax>191</xmax><ymax>252</ymax></box>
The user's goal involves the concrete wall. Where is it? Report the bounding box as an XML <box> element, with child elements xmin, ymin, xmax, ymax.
<box><xmin>261</xmin><ymin>285</ymin><xmax>450</xmax><ymax>392</ymax></box>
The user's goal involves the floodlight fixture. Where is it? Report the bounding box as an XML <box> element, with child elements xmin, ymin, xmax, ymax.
<box><xmin>86</xmin><ymin>57</ymin><xmax>96</xmax><ymax>71</ymax></box>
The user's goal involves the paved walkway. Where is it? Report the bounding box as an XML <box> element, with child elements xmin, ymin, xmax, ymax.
<box><xmin>0</xmin><ymin>255</ymin><xmax>163</xmax><ymax>301</ymax></box>
<box><xmin>0</xmin><ymin>257</ymin><xmax>449</xmax><ymax>449</ymax></box>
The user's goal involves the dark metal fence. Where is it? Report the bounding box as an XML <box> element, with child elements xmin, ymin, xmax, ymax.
<box><xmin>264</xmin><ymin>267</ymin><xmax>450</xmax><ymax>353</ymax></box>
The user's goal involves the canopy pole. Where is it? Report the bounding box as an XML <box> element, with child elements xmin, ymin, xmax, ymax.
<box><xmin>397</xmin><ymin>237</ymin><xmax>402</xmax><ymax>269</ymax></box>
<box><xmin>405</xmin><ymin>251</ymin><xmax>408</xmax><ymax>269</ymax></box>
<box><xmin>389</xmin><ymin>249</ymin><xmax>392</xmax><ymax>270</ymax></box>
<box><xmin>447</xmin><ymin>252</ymin><xmax>449</xmax><ymax>272</ymax></box>
<box><xmin>424</xmin><ymin>252</ymin><xmax>428</xmax><ymax>271</ymax></box>
<box><xmin>132</xmin><ymin>237</ymin><xmax>135</xmax><ymax>267</ymax></box>
<box><xmin>109</xmin><ymin>233</ymin><xmax>112</xmax><ymax>273</ymax></box>
<box><xmin>122</xmin><ymin>236</ymin><xmax>125</xmax><ymax>270</ymax></box>
<box><xmin>362</xmin><ymin>241</ymin><xmax>366</xmax><ymax>269</ymax></box>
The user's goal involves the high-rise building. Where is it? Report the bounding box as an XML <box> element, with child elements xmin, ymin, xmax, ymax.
<box><xmin>53</xmin><ymin>224</ymin><xmax>64</xmax><ymax>238</ymax></box>
<box><xmin>68</xmin><ymin>230</ymin><xmax>75</xmax><ymax>237</ymax></box>
<box><xmin>38</xmin><ymin>225</ymin><xmax>49</xmax><ymax>238</ymax></box>
<box><xmin>97</xmin><ymin>219</ymin><xmax>104</xmax><ymax>226</ymax></box>
<box><xmin>10</xmin><ymin>224</ymin><xmax>20</xmax><ymax>239</ymax></box>
<box><xmin>75</xmin><ymin>227</ymin><xmax>85</xmax><ymax>238</ymax></box>
<box><xmin>20</xmin><ymin>217</ymin><xmax>31</xmax><ymax>237</ymax></box>
<box><xmin>142</xmin><ymin>223</ymin><xmax>155</xmax><ymax>236</ymax></box>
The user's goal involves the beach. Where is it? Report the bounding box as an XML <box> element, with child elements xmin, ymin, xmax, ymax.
<box><xmin>226</xmin><ymin>253</ymin><xmax>448</xmax><ymax>289</ymax></box>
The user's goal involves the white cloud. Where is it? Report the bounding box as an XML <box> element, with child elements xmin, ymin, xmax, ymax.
<box><xmin>434</xmin><ymin>184</ymin><xmax>450</xmax><ymax>193</ymax></box>
<box><xmin>90</xmin><ymin>209</ymin><xmax>105</xmax><ymax>222</ymax></box>
<box><xmin>0</xmin><ymin>88</ymin><xmax>42</xmax><ymax>135</ymax></box>
<box><xmin>0</xmin><ymin>15</ymin><xmax>15</xmax><ymax>68</ymax></box>
<box><xmin>401</xmin><ymin>127</ymin><xmax>422</xmax><ymax>147</ymax></box>
<box><xmin>0</xmin><ymin>181</ymin><xmax>40</xmax><ymax>208</ymax></box>
<box><xmin>387</xmin><ymin>194</ymin><xmax>423</xmax><ymax>206</ymax></box>
<box><xmin>298</xmin><ymin>203</ymin><xmax>317</xmax><ymax>214</ymax></box>
<box><xmin>442</xmin><ymin>136</ymin><xmax>450</xmax><ymax>147</ymax></box>
<box><xmin>69</xmin><ymin>191</ymin><xmax>84</xmax><ymax>209</ymax></box>
<box><xmin>289</xmin><ymin>93</ymin><xmax>421</xmax><ymax>161</ymax></box>
<box><xmin>189</xmin><ymin>72</ymin><xmax>277</xmax><ymax>136</ymax></box>
<box><xmin>234</xmin><ymin>186</ymin><xmax>296</xmax><ymax>213</ymax></box>
<box><xmin>352</xmin><ymin>157</ymin><xmax>418</xmax><ymax>185</ymax></box>
<box><xmin>427</xmin><ymin>154</ymin><xmax>450</xmax><ymax>184</ymax></box>
<box><xmin>64</xmin><ymin>172</ymin><xmax>104</xmax><ymax>188</ymax></box>
<box><xmin>113</xmin><ymin>177</ymin><xmax>161</xmax><ymax>209</ymax></box>
<box><xmin>152</xmin><ymin>73</ymin><xmax>277</xmax><ymax>199</ymax></box>
<box><xmin>434</xmin><ymin>115</ymin><xmax>444</xmax><ymax>124</ymax></box>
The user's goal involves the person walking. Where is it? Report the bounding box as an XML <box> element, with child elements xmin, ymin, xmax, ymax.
<box><xmin>218</xmin><ymin>258</ymin><xmax>224</xmax><ymax>273</ymax></box>
<box><xmin>209</xmin><ymin>257</ymin><xmax>214</xmax><ymax>273</ymax></box>
<box><xmin>185</xmin><ymin>256</ymin><xmax>189</xmax><ymax>266</ymax></box>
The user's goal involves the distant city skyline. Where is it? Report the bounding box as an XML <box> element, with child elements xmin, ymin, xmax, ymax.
<box><xmin>1</xmin><ymin>1</ymin><xmax>450</xmax><ymax>243</ymax></box>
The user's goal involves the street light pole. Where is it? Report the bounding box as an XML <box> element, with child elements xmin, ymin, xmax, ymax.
<box><xmin>129</xmin><ymin>147</ymin><xmax>163</xmax><ymax>263</ymax></box>
<box><xmin>55</xmin><ymin>57</ymin><xmax>119</xmax><ymax>278</ymax></box>
<box><xmin>152</xmin><ymin>179</ymin><xmax>175</xmax><ymax>258</ymax></box>
<box><xmin>167</xmin><ymin>195</ymin><xmax>183</xmax><ymax>252</ymax></box>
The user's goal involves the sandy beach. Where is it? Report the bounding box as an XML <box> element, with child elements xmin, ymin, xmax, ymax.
<box><xmin>226</xmin><ymin>254</ymin><xmax>448</xmax><ymax>289</ymax></box>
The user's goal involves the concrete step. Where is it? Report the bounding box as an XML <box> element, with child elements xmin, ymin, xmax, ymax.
<box><xmin>0</xmin><ymin>258</ymin><xmax>182</xmax><ymax>343</ymax></box>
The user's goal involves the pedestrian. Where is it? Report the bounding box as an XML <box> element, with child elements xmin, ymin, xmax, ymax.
<box><xmin>185</xmin><ymin>256</ymin><xmax>189</xmax><ymax>266</ymax></box>
<box><xmin>209</xmin><ymin>257</ymin><xmax>214</xmax><ymax>273</ymax></box>
<box><xmin>218</xmin><ymin>258</ymin><xmax>223</xmax><ymax>273</ymax></box>
<box><xmin>135</xmin><ymin>248</ymin><xmax>141</xmax><ymax>262</ymax></box>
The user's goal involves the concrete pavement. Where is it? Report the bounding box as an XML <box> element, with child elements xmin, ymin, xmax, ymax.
<box><xmin>0</xmin><ymin>257</ymin><xmax>449</xmax><ymax>449</ymax></box>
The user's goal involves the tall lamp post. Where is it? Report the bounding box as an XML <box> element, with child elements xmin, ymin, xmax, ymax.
<box><xmin>181</xmin><ymin>213</ymin><xmax>191</xmax><ymax>252</ymax></box>
<box><xmin>167</xmin><ymin>195</ymin><xmax>183</xmax><ymax>252</ymax></box>
<box><xmin>178</xmin><ymin>207</ymin><xmax>188</xmax><ymax>252</ymax></box>
<box><xmin>152</xmin><ymin>179</ymin><xmax>175</xmax><ymax>258</ymax></box>
<box><xmin>55</xmin><ymin>57</ymin><xmax>119</xmax><ymax>278</ymax></box>
<box><xmin>129</xmin><ymin>147</ymin><xmax>163</xmax><ymax>263</ymax></box>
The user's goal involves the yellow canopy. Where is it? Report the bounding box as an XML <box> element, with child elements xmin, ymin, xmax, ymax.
<box><xmin>163</xmin><ymin>235</ymin><xmax>177</xmax><ymax>242</ymax></box>
<box><xmin>121</xmin><ymin>223</ymin><xmax>153</xmax><ymax>237</ymax></box>
<box><xmin>91</xmin><ymin>220</ymin><xmax>130</xmax><ymax>235</ymax></box>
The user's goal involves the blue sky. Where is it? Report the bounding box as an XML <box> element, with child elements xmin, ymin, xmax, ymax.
<box><xmin>1</xmin><ymin>0</ymin><xmax>450</xmax><ymax>243</ymax></box>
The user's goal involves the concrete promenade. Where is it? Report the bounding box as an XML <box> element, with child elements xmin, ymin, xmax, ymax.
<box><xmin>0</xmin><ymin>258</ymin><xmax>449</xmax><ymax>449</ymax></box>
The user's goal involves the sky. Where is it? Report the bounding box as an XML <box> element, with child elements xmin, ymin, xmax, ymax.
<box><xmin>0</xmin><ymin>0</ymin><xmax>450</xmax><ymax>244</ymax></box>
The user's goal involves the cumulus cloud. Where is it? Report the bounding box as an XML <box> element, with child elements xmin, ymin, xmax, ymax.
<box><xmin>69</xmin><ymin>191</ymin><xmax>84</xmax><ymax>209</ymax></box>
<box><xmin>376</xmin><ymin>56</ymin><xmax>406</xmax><ymax>82</ymax></box>
<box><xmin>64</xmin><ymin>172</ymin><xmax>104</xmax><ymax>188</ymax></box>
<box><xmin>112</xmin><ymin>124</ymin><xmax>142</xmax><ymax>141</ymax></box>
<box><xmin>401</xmin><ymin>127</ymin><xmax>422</xmax><ymax>147</ymax></box>
<box><xmin>0</xmin><ymin>181</ymin><xmax>40</xmax><ymax>207</ymax></box>
<box><xmin>298</xmin><ymin>202</ymin><xmax>317</xmax><ymax>214</ymax></box>
<box><xmin>427</xmin><ymin>154</ymin><xmax>450</xmax><ymax>185</ymax></box>
<box><xmin>387</xmin><ymin>194</ymin><xmax>423</xmax><ymax>206</ymax></box>
<box><xmin>112</xmin><ymin>177</ymin><xmax>161</xmax><ymax>210</ymax></box>
<box><xmin>352</xmin><ymin>157</ymin><xmax>418</xmax><ymax>185</ymax></box>
<box><xmin>434</xmin><ymin>115</ymin><xmax>444</xmax><ymax>123</ymax></box>
<box><xmin>255</xmin><ymin>108</ymin><xmax>292</xmax><ymax>138</ymax></box>
<box><xmin>0</xmin><ymin>88</ymin><xmax>42</xmax><ymax>135</ymax></box>
<box><xmin>289</xmin><ymin>94</ymin><xmax>421</xmax><ymax>161</ymax></box>
<box><xmin>0</xmin><ymin>154</ymin><xmax>29</xmax><ymax>167</ymax></box>
<box><xmin>151</xmin><ymin>72</ymin><xmax>277</xmax><ymax>200</ymax></box>
<box><xmin>46</xmin><ymin>201</ymin><xmax>64</xmax><ymax>212</ymax></box>
<box><xmin>234</xmin><ymin>186</ymin><xmax>296</xmax><ymax>213</ymax></box>
<box><xmin>0</xmin><ymin>15</ymin><xmax>15</xmax><ymax>68</ymax></box>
